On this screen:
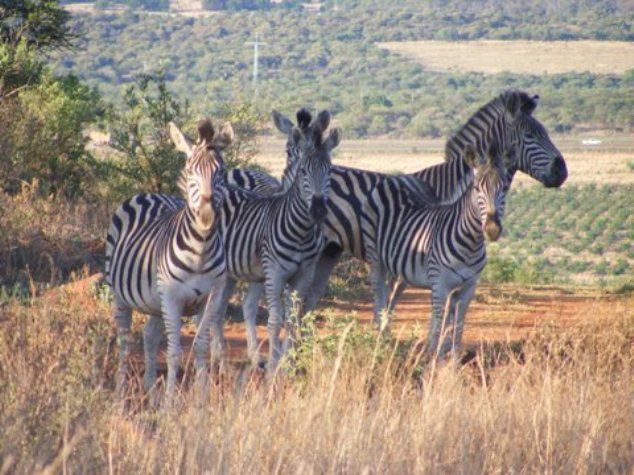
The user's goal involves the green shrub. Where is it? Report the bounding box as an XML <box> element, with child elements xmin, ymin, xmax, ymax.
<box><xmin>482</xmin><ymin>256</ymin><xmax>521</xmax><ymax>283</ymax></box>
<box><xmin>0</xmin><ymin>73</ymin><xmax>103</xmax><ymax>198</ymax></box>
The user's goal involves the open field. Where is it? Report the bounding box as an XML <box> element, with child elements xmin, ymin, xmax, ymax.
<box><xmin>377</xmin><ymin>40</ymin><xmax>634</xmax><ymax>75</ymax></box>
<box><xmin>1</xmin><ymin>150</ymin><xmax>632</xmax><ymax>473</ymax></box>
<box><xmin>186</xmin><ymin>282</ymin><xmax>633</xmax><ymax>361</ymax></box>
<box><xmin>256</xmin><ymin>137</ymin><xmax>634</xmax><ymax>186</ymax></box>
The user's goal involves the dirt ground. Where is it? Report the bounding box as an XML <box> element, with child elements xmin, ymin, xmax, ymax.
<box><xmin>44</xmin><ymin>275</ymin><xmax>632</xmax><ymax>372</ymax></box>
<box><xmin>199</xmin><ymin>284</ymin><xmax>633</xmax><ymax>361</ymax></box>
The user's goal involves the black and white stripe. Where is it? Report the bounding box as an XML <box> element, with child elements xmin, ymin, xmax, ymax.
<box><xmin>361</xmin><ymin>145</ymin><xmax>508</xmax><ymax>355</ymax></box>
<box><xmin>105</xmin><ymin>118</ymin><xmax>230</xmax><ymax>397</ymax></box>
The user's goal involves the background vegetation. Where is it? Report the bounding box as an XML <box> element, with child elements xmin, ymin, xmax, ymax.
<box><xmin>1</xmin><ymin>0</ymin><xmax>632</xmax><ymax>290</ymax></box>
<box><xmin>50</xmin><ymin>0</ymin><xmax>634</xmax><ymax>138</ymax></box>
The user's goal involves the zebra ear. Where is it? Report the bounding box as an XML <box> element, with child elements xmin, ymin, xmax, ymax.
<box><xmin>323</xmin><ymin>127</ymin><xmax>341</xmax><ymax>152</ymax></box>
<box><xmin>197</xmin><ymin>118</ymin><xmax>215</xmax><ymax>144</ymax></box>
<box><xmin>272</xmin><ymin>110</ymin><xmax>294</xmax><ymax>136</ymax></box>
<box><xmin>212</xmin><ymin>122</ymin><xmax>234</xmax><ymax>150</ymax></box>
<box><xmin>313</xmin><ymin>110</ymin><xmax>331</xmax><ymax>134</ymax></box>
<box><xmin>487</xmin><ymin>142</ymin><xmax>500</xmax><ymax>165</ymax></box>
<box><xmin>169</xmin><ymin>122</ymin><xmax>194</xmax><ymax>156</ymax></box>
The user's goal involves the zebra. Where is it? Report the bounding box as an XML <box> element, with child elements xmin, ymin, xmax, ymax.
<box><xmin>361</xmin><ymin>144</ymin><xmax>508</xmax><ymax>355</ymax></box>
<box><xmin>104</xmin><ymin>118</ymin><xmax>231</xmax><ymax>398</ymax></box>
<box><xmin>204</xmin><ymin>110</ymin><xmax>341</xmax><ymax>371</ymax></box>
<box><xmin>170</xmin><ymin>110</ymin><xmax>312</xmax><ymax>366</ymax></box>
<box><xmin>298</xmin><ymin>90</ymin><xmax>567</xmax><ymax>314</ymax></box>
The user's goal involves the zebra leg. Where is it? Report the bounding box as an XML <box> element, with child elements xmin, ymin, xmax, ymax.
<box><xmin>427</xmin><ymin>283</ymin><xmax>453</xmax><ymax>357</ymax></box>
<box><xmin>369</xmin><ymin>262</ymin><xmax>390</xmax><ymax>331</ymax></box>
<box><xmin>161</xmin><ymin>298</ymin><xmax>184</xmax><ymax>399</ymax></box>
<box><xmin>304</xmin><ymin>250</ymin><xmax>341</xmax><ymax>312</ymax></box>
<box><xmin>440</xmin><ymin>280</ymin><xmax>477</xmax><ymax>357</ymax></box>
<box><xmin>243</xmin><ymin>282</ymin><xmax>264</xmax><ymax>366</ymax></box>
<box><xmin>206</xmin><ymin>275</ymin><xmax>235</xmax><ymax>365</ymax></box>
<box><xmin>263</xmin><ymin>268</ymin><xmax>286</xmax><ymax>373</ymax></box>
<box><xmin>143</xmin><ymin>314</ymin><xmax>165</xmax><ymax>393</ymax></box>
<box><xmin>387</xmin><ymin>276</ymin><xmax>408</xmax><ymax>314</ymax></box>
<box><xmin>114</xmin><ymin>299</ymin><xmax>133</xmax><ymax>399</ymax></box>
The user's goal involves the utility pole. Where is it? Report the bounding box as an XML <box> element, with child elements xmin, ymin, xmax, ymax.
<box><xmin>245</xmin><ymin>34</ymin><xmax>267</xmax><ymax>101</ymax></box>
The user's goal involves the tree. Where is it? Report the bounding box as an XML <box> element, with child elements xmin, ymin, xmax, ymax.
<box><xmin>0</xmin><ymin>0</ymin><xmax>76</xmax><ymax>50</ymax></box>
<box><xmin>107</xmin><ymin>72</ymin><xmax>190</xmax><ymax>194</ymax></box>
<box><xmin>217</xmin><ymin>101</ymin><xmax>263</xmax><ymax>170</ymax></box>
<box><xmin>0</xmin><ymin>1</ymin><xmax>104</xmax><ymax>198</ymax></box>
<box><xmin>1</xmin><ymin>0</ymin><xmax>77</xmax><ymax>97</ymax></box>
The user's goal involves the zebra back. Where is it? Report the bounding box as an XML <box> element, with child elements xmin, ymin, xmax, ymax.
<box><xmin>362</xmin><ymin>144</ymin><xmax>508</xmax><ymax>285</ymax></box>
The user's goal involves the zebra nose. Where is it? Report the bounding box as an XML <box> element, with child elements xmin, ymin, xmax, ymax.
<box><xmin>200</xmin><ymin>193</ymin><xmax>212</xmax><ymax>204</ymax></box>
<box><xmin>545</xmin><ymin>155</ymin><xmax>567</xmax><ymax>188</ymax></box>
<box><xmin>310</xmin><ymin>196</ymin><xmax>328</xmax><ymax>221</ymax></box>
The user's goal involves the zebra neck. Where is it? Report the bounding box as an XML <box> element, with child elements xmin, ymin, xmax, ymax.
<box><xmin>436</xmin><ymin>158</ymin><xmax>474</xmax><ymax>205</ymax></box>
<box><xmin>444</xmin><ymin>98</ymin><xmax>508</xmax><ymax>164</ymax></box>
<box><xmin>182</xmin><ymin>205</ymin><xmax>218</xmax><ymax>256</ymax></box>
<box><xmin>284</xmin><ymin>183</ymin><xmax>317</xmax><ymax>234</ymax></box>
<box><xmin>455</xmin><ymin>186</ymin><xmax>486</xmax><ymax>245</ymax></box>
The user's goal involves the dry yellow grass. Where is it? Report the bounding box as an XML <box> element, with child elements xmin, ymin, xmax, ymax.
<box><xmin>377</xmin><ymin>40</ymin><xmax>634</xmax><ymax>75</ymax></box>
<box><xmin>255</xmin><ymin>138</ymin><xmax>634</xmax><ymax>186</ymax></box>
<box><xmin>0</xmin><ymin>275</ymin><xmax>632</xmax><ymax>473</ymax></box>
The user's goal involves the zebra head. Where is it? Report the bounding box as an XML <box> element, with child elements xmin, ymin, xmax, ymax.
<box><xmin>501</xmin><ymin>90</ymin><xmax>567</xmax><ymax>188</ymax></box>
<box><xmin>465</xmin><ymin>144</ymin><xmax>507</xmax><ymax>242</ymax></box>
<box><xmin>290</xmin><ymin>110</ymin><xmax>341</xmax><ymax>222</ymax></box>
<box><xmin>177</xmin><ymin>118</ymin><xmax>232</xmax><ymax>230</ymax></box>
<box><xmin>271</xmin><ymin>107</ymin><xmax>312</xmax><ymax>170</ymax></box>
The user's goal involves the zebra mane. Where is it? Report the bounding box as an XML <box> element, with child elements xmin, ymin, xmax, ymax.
<box><xmin>443</xmin><ymin>89</ymin><xmax>538</xmax><ymax>165</ymax></box>
<box><xmin>443</xmin><ymin>94</ymin><xmax>505</xmax><ymax>164</ymax></box>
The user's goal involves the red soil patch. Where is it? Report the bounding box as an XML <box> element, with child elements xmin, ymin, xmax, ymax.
<box><xmin>208</xmin><ymin>284</ymin><xmax>632</xmax><ymax>362</ymax></box>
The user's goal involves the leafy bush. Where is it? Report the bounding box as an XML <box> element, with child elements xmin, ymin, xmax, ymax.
<box><xmin>0</xmin><ymin>73</ymin><xmax>103</xmax><ymax>197</ymax></box>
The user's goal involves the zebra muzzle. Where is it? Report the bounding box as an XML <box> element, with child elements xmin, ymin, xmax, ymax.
<box><xmin>198</xmin><ymin>203</ymin><xmax>215</xmax><ymax>228</ymax></box>
<box><xmin>484</xmin><ymin>213</ymin><xmax>502</xmax><ymax>242</ymax></box>
<box><xmin>310</xmin><ymin>196</ymin><xmax>328</xmax><ymax>221</ymax></box>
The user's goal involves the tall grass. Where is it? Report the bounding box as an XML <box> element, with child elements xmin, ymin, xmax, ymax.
<box><xmin>0</xmin><ymin>184</ymin><xmax>111</xmax><ymax>290</ymax></box>
<box><xmin>0</xmin><ymin>277</ymin><xmax>632</xmax><ymax>473</ymax></box>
